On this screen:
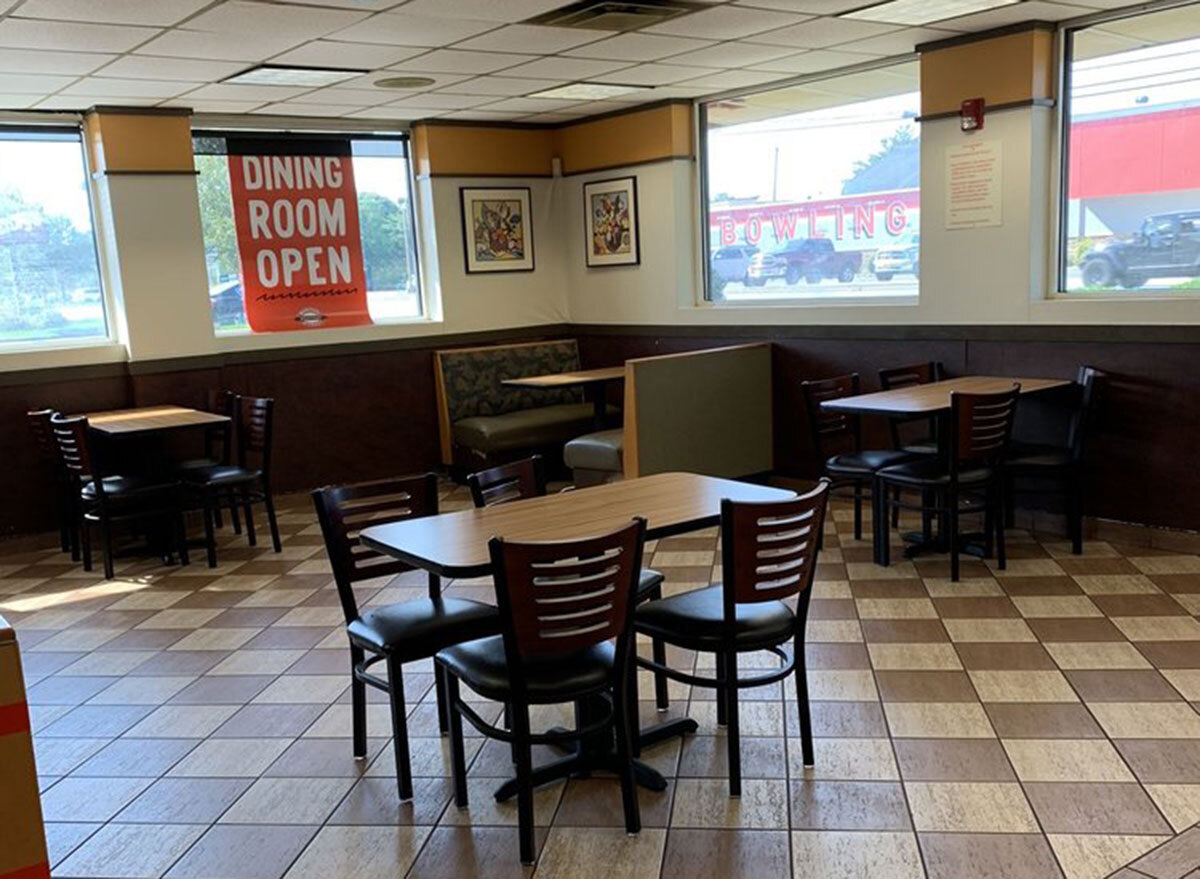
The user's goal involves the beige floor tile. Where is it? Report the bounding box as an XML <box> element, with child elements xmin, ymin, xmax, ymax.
<box><xmin>167</xmin><ymin>737</ymin><xmax>293</xmax><ymax>777</ymax></box>
<box><xmin>87</xmin><ymin>676</ymin><xmax>196</xmax><ymax>706</ymax></box>
<box><xmin>1163</xmin><ymin>669</ymin><xmax>1200</xmax><ymax>700</ymax></box>
<box><xmin>1073</xmin><ymin>575</ymin><xmax>1160</xmax><ymax>595</ymax></box>
<box><xmin>868</xmin><ymin>643</ymin><xmax>962</xmax><ymax>671</ymax></box>
<box><xmin>924</xmin><ymin>578</ymin><xmax>1004</xmax><ymax>597</ymax></box>
<box><xmin>536</xmin><ymin>827</ymin><xmax>666</xmax><ymax>879</ymax></box>
<box><xmin>252</xmin><ymin>675</ymin><xmax>348</xmax><ymax>704</ymax></box>
<box><xmin>202</xmin><ymin>574</ymin><xmax>281</xmax><ymax>591</ymax></box>
<box><xmin>54</xmin><ymin>823</ymin><xmax>206</xmax><ymax>879</ymax></box>
<box><xmin>671</xmin><ymin>778</ymin><xmax>789</xmax><ymax>829</ymax></box>
<box><xmin>846</xmin><ymin>562</ymin><xmax>918</xmax><ymax>580</ymax></box>
<box><xmin>686</xmin><ymin>701</ymin><xmax>784</xmax><ymax>737</ymax></box>
<box><xmin>905</xmin><ymin>781</ymin><xmax>1039</xmax><ymax>832</ymax></box>
<box><xmin>1044</xmin><ymin>642</ymin><xmax>1152</xmax><ymax>670</ymax></box>
<box><xmin>220</xmin><ymin>776</ymin><xmax>354</xmax><ymax>824</ymax></box>
<box><xmin>1002</xmin><ymin>739</ymin><xmax>1135</xmax><ymax>783</ymax></box>
<box><xmin>274</xmin><ymin>606</ymin><xmax>345</xmax><ymax>626</ymax></box>
<box><xmin>806</xmin><ymin>670</ymin><xmax>879</xmax><ymax>702</ymax></box>
<box><xmin>1175</xmin><ymin>593</ymin><xmax>1200</xmax><ymax>615</ymax></box>
<box><xmin>40</xmin><ymin>776</ymin><xmax>153</xmax><ymax>822</ymax></box>
<box><xmin>123</xmin><ymin>704</ymin><xmax>239</xmax><ymax>738</ymax></box>
<box><xmin>1144</xmin><ymin>784</ymin><xmax>1200</xmax><ymax>832</ymax></box>
<box><xmin>284</xmin><ymin>825</ymin><xmax>431</xmax><ymax>879</ymax></box>
<box><xmin>441</xmin><ymin>776</ymin><xmax>563</xmax><ymax>827</ymax></box>
<box><xmin>1011</xmin><ymin>596</ymin><xmax>1102</xmax><ymax>618</ymax></box>
<box><xmin>651</xmin><ymin>551</ymin><xmax>715</xmax><ymax>567</ymax></box>
<box><xmin>1112</xmin><ymin>615</ymin><xmax>1200</xmax><ymax>641</ymax></box>
<box><xmin>855</xmin><ymin>598</ymin><xmax>937</xmax><ymax>620</ymax></box>
<box><xmin>236</xmin><ymin>589</ymin><xmax>317</xmax><ymax>608</ymax></box>
<box><xmin>135</xmin><ymin>608</ymin><xmax>223</xmax><ymax>629</ymax></box>
<box><xmin>31</xmin><ymin>628</ymin><xmax>125</xmax><ymax>652</ymax></box>
<box><xmin>790</xmin><ymin>830</ymin><xmax>923</xmax><ymax>879</ymax></box>
<box><xmin>988</xmin><ymin>559</ymin><xmax>1066</xmax><ymax>578</ymax></box>
<box><xmin>968</xmin><ymin>670</ymin><xmax>1079</xmax><ymax>703</ymax></box>
<box><xmin>812</xmin><ymin>581</ymin><xmax>852</xmax><ymax>599</ymax></box>
<box><xmin>1047</xmin><ymin>833</ymin><xmax>1169</xmax><ymax>879</ymax></box>
<box><xmin>806</xmin><ymin>620</ymin><xmax>864</xmax><ymax>643</ymax></box>
<box><xmin>205</xmin><ymin>649</ymin><xmax>306</xmax><ymax>676</ymax></box>
<box><xmin>58</xmin><ymin>651</ymin><xmax>157</xmax><ymax>676</ymax></box>
<box><xmin>303</xmin><ymin>703</ymin><xmax>395</xmax><ymax>738</ymax></box>
<box><xmin>107</xmin><ymin>591</ymin><xmax>189</xmax><ymax>611</ymax></box>
<box><xmin>168</xmin><ymin>628</ymin><xmax>260</xmax><ymax>651</ymax></box>
<box><xmin>1129</xmin><ymin>556</ymin><xmax>1200</xmax><ymax>575</ymax></box>
<box><xmin>883</xmin><ymin>702</ymin><xmax>994</xmax><ymax>738</ymax></box>
<box><xmin>943</xmin><ymin>619</ymin><xmax>1036</xmax><ymax>643</ymax></box>
<box><xmin>789</xmin><ymin>738</ymin><xmax>899</xmax><ymax>781</ymax></box>
<box><xmin>1089</xmin><ymin>702</ymin><xmax>1200</xmax><ymax>738</ymax></box>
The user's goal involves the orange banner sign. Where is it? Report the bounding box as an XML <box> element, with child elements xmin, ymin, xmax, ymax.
<box><xmin>228</xmin><ymin>146</ymin><xmax>371</xmax><ymax>332</ymax></box>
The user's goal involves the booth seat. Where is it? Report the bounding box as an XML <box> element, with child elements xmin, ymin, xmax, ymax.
<box><xmin>564</xmin><ymin>428</ymin><xmax>624</xmax><ymax>486</ymax></box>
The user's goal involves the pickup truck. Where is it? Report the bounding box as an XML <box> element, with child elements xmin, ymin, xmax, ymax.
<box><xmin>1079</xmin><ymin>210</ymin><xmax>1200</xmax><ymax>288</ymax></box>
<box><xmin>746</xmin><ymin>238</ymin><xmax>861</xmax><ymax>286</ymax></box>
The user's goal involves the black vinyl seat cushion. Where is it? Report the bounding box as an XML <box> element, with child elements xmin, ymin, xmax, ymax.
<box><xmin>637</xmin><ymin>568</ymin><xmax>664</xmax><ymax>602</ymax></box>
<box><xmin>875</xmin><ymin>457</ymin><xmax>992</xmax><ymax>488</ymax></box>
<box><xmin>81</xmin><ymin>475</ymin><xmax>177</xmax><ymax>501</ymax></box>
<box><xmin>825</xmin><ymin>449</ymin><xmax>917</xmax><ymax>476</ymax></box>
<box><xmin>634</xmin><ymin>585</ymin><xmax>795</xmax><ymax>650</ymax></box>
<box><xmin>438</xmin><ymin>636</ymin><xmax>615</xmax><ymax>703</ymax></box>
<box><xmin>900</xmin><ymin>438</ymin><xmax>939</xmax><ymax>456</ymax></box>
<box><xmin>183</xmin><ymin>464</ymin><xmax>262</xmax><ymax>487</ymax></box>
<box><xmin>1007</xmin><ymin>442</ymin><xmax>1073</xmax><ymax>470</ymax></box>
<box><xmin>348</xmin><ymin>597</ymin><xmax>500</xmax><ymax>661</ymax></box>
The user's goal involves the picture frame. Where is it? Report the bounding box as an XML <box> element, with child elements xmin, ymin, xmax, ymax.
<box><xmin>460</xmin><ymin>186</ymin><xmax>535</xmax><ymax>274</ymax></box>
<box><xmin>583</xmin><ymin>176</ymin><xmax>640</xmax><ymax>267</ymax></box>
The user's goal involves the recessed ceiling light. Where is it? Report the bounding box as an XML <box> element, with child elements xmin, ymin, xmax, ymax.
<box><xmin>374</xmin><ymin>76</ymin><xmax>439</xmax><ymax>90</ymax></box>
<box><xmin>527</xmin><ymin>82</ymin><xmax>652</xmax><ymax>100</ymax></box>
<box><xmin>842</xmin><ymin>0</ymin><xmax>1019</xmax><ymax>25</ymax></box>
<box><xmin>223</xmin><ymin>64</ymin><xmax>366</xmax><ymax>87</ymax></box>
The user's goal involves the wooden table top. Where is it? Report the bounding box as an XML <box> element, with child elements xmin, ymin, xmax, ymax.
<box><xmin>502</xmin><ymin>365</ymin><xmax>626</xmax><ymax>388</ymax></box>
<box><xmin>820</xmin><ymin>375</ymin><xmax>1072</xmax><ymax>416</ymax></box>
<box><xmin>85</xmin><ymin>405</ymin><xmax>230</xmax><ymax>436</ymax></box>
<box><xmin>361</xmin><ymin>471</ymin><xmax>794</xmax><ymax>578</ymax></box>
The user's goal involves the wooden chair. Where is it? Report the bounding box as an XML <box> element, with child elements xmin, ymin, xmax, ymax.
<box><xmin>876</xmin><ymin>386</ymin><xmax>1021</xmax><ymax>581</ymax></box>
<box><xmin>178</xmin><ymin>389</ymin><xmax>239</xmax><ymax>531</ymax></box>
<box><xmin>311</xmin><ymin>474</ymin><xmax>500</xmax><ymax>802</ymax></box>
<box><xmin>1006</xmin><ymin>366</ymin><xmax>1105</xmax><ymax>554</ymax></box>
<box><xmin>28</xmin><ymin>408</ymin><xmax>73</xmax><ymax>555</ymax></box>
<box><xmin>50</xmin><ymin>413</ymin><xmax>189</xmax><ymax>579</ymax></box>
<box><xmin>877</xmin><ymin>362</ymin><xmax>944</xmax><ymax>534</ymax></box>
<box><xmin>185</xmin><ymin>395</ymin><xmax>281</xmax><ymax>566</ymax></box>
<box><xmin>438</xmin><ymin>518</ymin><xmax>648</xmax><ymax>864</ymax></box>
<box><xmin>634</xmin><ymin>481</ymin><xmax>830</xmax><ymax>795</ymax></box>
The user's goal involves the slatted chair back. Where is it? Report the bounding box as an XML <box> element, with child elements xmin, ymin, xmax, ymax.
<box><xmin>800</xmin><ymin>373</ymin><xmax>861</xmax><ymax>457</ymax></box>
<box><xmin>721</xmin><ymin>480</ymin><xmax>829</xmax><ymax>612</ymax></box>
<box><xmin>204</xmin><ymin>389</ymin><xmax>237</xmax><ymax>463</ymax></box>
<box><xmin>467</xmin><ymin>456</ymin><xmax>546</xmax><ymax>508</ymax></box>
<box><xmin>312</xmin><ymin>474</ymin><xmax>439</xmax><ymax>625</ymax></box>
<box><xmin>27</xmin><ymin>408</ymin><xmax>59</xmax><ymax>464</ymax></box>
<box><xmin>1068</xmin><ymin>366</ymin><xmax>1105</xmax><ymax>463</ymax></box>
<box><xmin>878</xmin><ymin>362</ymin><xmax>943</xmax><ymax>450</ymax></box>
<box><xmin>950</xmin><ymin>386</ymin><xmax>1021</xmax><ymax>470</ymax></box>
<box><xmin>236</xmin><ymin>396</ymin><xmax>274</xmax><ymax>474</ymax></box>
<box><xmin>488</xmin><ymin>518</ymin><xmax>646</xmax><ymax>667</ymax></box>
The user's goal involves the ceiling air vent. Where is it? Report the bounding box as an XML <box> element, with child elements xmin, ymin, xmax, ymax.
<box><xmin>526</xmin><ymin>0</ymin><xmax>707</xmax><ymax>32</ymax></box>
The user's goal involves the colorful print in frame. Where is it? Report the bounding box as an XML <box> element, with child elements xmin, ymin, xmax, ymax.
<box><xmin>584</xmin><ymin>176</ymin><xmax>639</xmax><ymax>267</ymax></box>
<box><xmin>461</xmin><ymin>187</ymin><xmax>534</xmax><ymax>273</ymax></box>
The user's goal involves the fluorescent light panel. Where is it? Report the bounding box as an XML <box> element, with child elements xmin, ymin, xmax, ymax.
<box><xmin>224</xmin><ymin>64</ymin><xmax>366</xmax><ymax>87</ymax></box>
<box><xmin>527</xmin><ymin>82</ymin><xmax>652</xmax><ymax>100</ymax></box>
<box><xmin>843</xmin><ymin>0</ymin><xmax>1019</xmax><ymax>25</ymax></box>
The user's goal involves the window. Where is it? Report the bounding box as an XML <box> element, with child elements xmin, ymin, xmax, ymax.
<box><xmin>1060</xmin><ymin>4</ymin><xmax>1200</xmax><ymax>294</ymax></box>
<box><xmin>194</xmin><ymin>133</ymin><xmax>421</xmax><ymax>334</ymax></box>
<box><xmin>700</xmin><ymin>61</ymin><xmax>920</xmax><ymax>303</ymax></box>
<box><xmin>0</xmin><ymin>129</ymin><xmax>106</xmax><ymax>346</ymax></box>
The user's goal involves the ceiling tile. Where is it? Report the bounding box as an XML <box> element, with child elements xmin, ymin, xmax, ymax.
<box><xmin>13</xmin><ymin>0</ymin><xmax>211</xmax><ymax>26</ymax></box>
<box><xmin>750</xmin><ymin>48</ymin><xmax>879</xmax><ymax>72</ymax></box>
<box><xmin>0</xmin><ymin>18</ymin><xmax>160</xmax><ymax>52</ymax></box>
<box><xmin>58</xmin><ymin>77</ymin><xmax>196</xmax><ymax>98</ymax></box>
<box><xmin>563</xmin><ymin>32</ymin><xmax>717</xmax><ymax>61</ymax></box>
<box><xmin>36</xmin><ymin>94</ymin><xmax>160</xmax><ymax>108</ymax></box>
<box><xmin>643</xmin><ymin>6</ymin><xmax>807</xmax><ymax>39</ymax></box>
<box><xmin>0</xmin><ymin>94</ymin><xmax>41</xmax><ymax>109</ymax></box>
<box><xmin>185</xmin><ymin>1</ymin><xmax>370</xmax><ymax>40</ymax></box>
<box><xmin>747</xmin><ymin>16</ymin><xmax>902</xmax><ymax>48</ymax></box>
<box><xmin>436</xmin><ymin>75</ymin><xmax>560</xmax><ymax>96</ymax></box>
<box><xmin>257</xmin><ymin>101</ymin><xmax>363</xmax><ymax>116</ymax></box>
<box><xmin>522</xmin><ymin>111</ymin><xmax>581</xmax><ymax>122</ymax></box>
<box><xmin>333</xmin><ymin>70</ymin><xmax>472</xmax><ymax>91</ymax></box>
<box><xmin>500</xmin><ymin>56</ymin><xmax>633</xmax><ymax>80</ymax></box>
<box><xmin>327</xmin><ymin>12</ymin><xmax>497</xmax><ymax>47</ymax></box>
<box><xmin>163</xmin><ymin>98</ymin><xmax>266</xmax><ymax>113</ymax></box>
<box><xmin>394</xmin><ymin>0</ymin><xmax>573</xmax><ymax>20</ymax></box>
<box><xmin>279</xmin><ymin>0</ymin><xmax>404</xmax><ymax>8</ymax></box>
<box><xmin>383</xmin><ymin>92</ymin><xmax>496</xmax><ymax>109</ymax></box>
<box><xmin>592</xmin><ymin>62</ymin><xmax>720</xmax><ymax>86</ymax></box>
<box><xmin>665</xmin><ymin>39</ymin><xmax>809</xmax><ymax>67</ymax></box>
<box><xmin>0</xmin><ymin>48</ymin><xmax>115</xmax><ymax>75</ymax></box>
<box><xmin>386</xmin><ymin>49</ymin><xmax>536</xmax><ymax>74</ymax></box>
<box><xmin>95</xmin><ymin>56</ymin><xmax>246</xmax><ymax>81</ymax></box>
<box><xmin>839</xmin><ymin>26</ymin><xmax>955</xmax><ymax>54</ymax></box>
<box><xmin>937</xmin><ymin>0</ymin><xmax>1093</xmax><ymax>29</ymax></box>
<box><xmin>346</xmin><ymin>106</ymin><xmax>420</xmax><ymax>119</ymax></box>
<box><xmin>269</xmin><ymin>40</ymin><xmax>427</xmax><ymax>69</ymax></box>
<box><xmin>440</xmin><ymin>109</ymin><xmax>527</xmax><ymax>120</ymax></box>
<box><xmin>0</xmin><ymin>72</ymin><xmax>76</xmax><ymax>93</ymax></box>
<box><xmin>479</xmin><ymin>96</ymin><xmax>580</xmax><ymax>112</ymax></box>
<box><xmin>674</xmin><ymin>68</ymin><xmax>789</xmax><ymax>89</ymax></box>
<box><xmin>133</xmin><ymin>28</ymin><xmax>303</xmax><ymax>61</ymax></box>
<box><xmin>181</xmin><ymin>82</ymin><xmax>315</xmax><ymax>101</ymax></box>
<box><xmin>453</xmin><ymin>24</ymin><xmax>615</xmax><ymax>54</ymax></box>
<box><xmin>735</xmin><ymin>0</ymin><xmax>867</xmax><ymax>12</ymax></box>
<box><xmin>646</xmin><ymin>82</ymin><xmax>722</xmax><ymax>98</ymax></box>
<box><xmin>301</xmin><ymin>86</ymin><xmax>394</xmax><ymax>105</ymax></box>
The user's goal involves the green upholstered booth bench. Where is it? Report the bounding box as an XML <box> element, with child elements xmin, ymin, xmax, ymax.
<box><xmin>434</xmin><ymin>339</ymin><xmax>611</xmax><ymax>470</ymax></box>
<box><xmin>564</xmin><ymin>427</ymin><xmax>624</xmax><ymax>487</ymax></box>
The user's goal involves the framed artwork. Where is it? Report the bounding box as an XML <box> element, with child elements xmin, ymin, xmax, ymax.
<box><xmin>460</xmin><ymin>187</ymin><xmax>535</xmax><ymax>274</ymax></box>
<box><xmin>584</xmin><ymin>176</ymin><xmax>639</xmax><ymax>267</ymax></box>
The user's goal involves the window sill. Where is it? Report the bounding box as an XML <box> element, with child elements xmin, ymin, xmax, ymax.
<box><xmin>0</xmin><ymin>340</ymin><xmax>126</xmax><ymax>373</ymax></box>
<box><xmin>213</xmin><ymin>315</ymin><xmax>442</xmax><ymax>352</ymax></box>
<box><xmin>703</xmin><ymin>293</ymin><xmax>920</xmax><ymax>308</ymax></box>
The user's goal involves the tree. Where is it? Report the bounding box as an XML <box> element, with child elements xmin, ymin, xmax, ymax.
<box><xmin>842</xmin><ymin>127</ymin><xmax>919</xmax><ymax>195</ymax></box>
<box><xmin>356</xmin><ymin>191</ymin><xmax>411</xmax><ymax>291</ymax></box>
<box><xmin>194</xmin><ymin>156</ymin><xmax>239</xmax><ymax>282</ymax></box>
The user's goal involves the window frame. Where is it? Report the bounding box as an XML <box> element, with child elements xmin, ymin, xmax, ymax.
<box><xmin>0</xmin><ymin>120</ymin><xmax>115</xmax><ymax>354</ymax></box>
<box><xmin>694</xmin><ymin>54</ymin><xmax>923</xmax><ymax>309</ymax></box>
<box><xmin>191</xmin><ymin>127</ymin><xmax>427</xmax><ymax>336</ymax></box>
<box><xmin>1052</xmin><ymin>0</ymin><xmax>1200</xmax><ymax>300</ymax></box>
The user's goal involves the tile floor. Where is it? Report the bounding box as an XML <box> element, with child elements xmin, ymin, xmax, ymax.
<box><xmin>4</xmin><ymin>485</ymin><xmax>1200</xmax><ymax>879</ymax></box>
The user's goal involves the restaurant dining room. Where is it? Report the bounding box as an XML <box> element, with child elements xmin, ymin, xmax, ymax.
<box><xmin>2</xmin><ymin>0</ymin><xmax>1200</xmax><ymax>877</ymax></box>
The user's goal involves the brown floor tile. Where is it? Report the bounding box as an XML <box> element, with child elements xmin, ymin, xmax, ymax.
<box><xmin>1128</xmin><ymin>825</ymin><xmax>1200</xmax><ymax>878</ymax></box>
<box><xmin>72</xmin><ymin>738</ymin><xmax>200</xmax><ymax>777</ymax></box>
<box><xmin>985</xmin><ymin>703</ymin><xmax>1105</xmax><ymax>739</ymax></box>
<box><xmin>999</xmin><ymin>576</ymin><xmax>1082</xmax><ymax>597</ymax></box>
<box><xmin>212</xmin><ymin>704</ymin><xmax>325</xmax><ymax>738</ymax></box>
<box><xmin>931</xmin><ymin>597</ymin><xmax>1020</xmax><ymax>619</ymax></box>
<box><xmin>874</xmin><ymin>671</ymin><xmax>979</xmax><ymax>702</ymax></box>
<box><xmin>38</xmin><ymin>704</ymin><xmax>153</xmax><ymax>738</ymax></box>
<box><xmin>1056</xmin><ymin>557</ymin><xmax>1138</xmax><ymax>575</ymax></box>
<box><xmin>407</xmin><ymin>826</ymin><xmax>543</xmax><ymax>879</ymax></box>
<box><xmin>1092</xmin><ymin>594</ymin><xmax>1194</xmax><ymax>616</ymax></box>
<box><xmin>554</xmin><ymin>778</ymin><xmax>674</xmax><ymax>827</ymax></box>
<box><xmin>1025</xmin><ymin>782</ymin><xmax>1174</xmax><ymax>834</ymax></box>
<box><xmin>1152</xmin><ymin>574</ymin><xmax>1200</xmax><ymax>594</ymax></box>
<box><xmin>117</xmin><ymin>777</ymin><xmax>254</xmax><ymax>823</ymax></box>
<box><xmin>263</xmin><ymin>737</ymin><xmax>385</xmax><ymax>778</ymax></box>
<box><xmin>660</xmin><ymin>829</ymin><xmax>790</xmax><ymax>879</ymax></box>
<box><xmin>919</xmin><ymin>832</ymin><xmax>1064</xmax><ymax>879</ymax></box>
<box><xmin>1136</xmin><ymin>641</ymin><xmax>1200</xmax><ymax>669</ymax></box>
<box><xmin>134</xmin><ymin>650</ymin><xmax>230</xmax><ymax>676</ymax></box>
<box><xmin>242</xmin><ymin>627</ymin><xmax>332</xmax><ymax>649</ymax></box>
<box><xmin>788</xmin><ymin>780</ymin><xmax>912</xmax><ymax>830</ymax></box>
<box><xmin>809</xmin><ymin>599</ymin><xmax>858</xmax><ymax>620</ymax></box>
<box><xmin>954</xmin><ymin>642</ymin><xmax>1057</xmax><ymax>670</ymax></box>
<box><xmin>1065</xmin><ymin>669</ymin><xmax>1184</xmax><ymax>702</ymax></box>
<box><xmin>893</xmin><ymin>738</ymin><xmax>1016</xmax><ymax>781</ymax></box>
<box><xmin>849</xmin><ymin>579</ymin><xmax>928</xmax><ymax>599</ymax></box>
<box><xmin>327</xmin><ymin>776</ymin><xmax>452</xmax><ymax>826</ymax></box>
<box><xmin>859</xmin><ymin>619</ymin><xmax>950</xmax><ymax>643</ymax></box>
<box><xmin>677</xmin><ymin>735</ymin><xmax>787</xmax><ymax>779</ymax></box>
<box><xmin>55</xmin><ymin>823</ymin><xmax>207</xmax><ymax>879</ymax></box>
<box><xmin>1025</xmin><ymin>617</ymin><xmax>1126</xmax><ymax>641</ymax></box>
<box><xmin>536</xmin><ymin>826</ymin><xmax>666</xmax><ymax>879</ymax></box>
<box><xmin>165</xmin><ymin>824</ymin><xmax>318</xmax><ymax>879</ymax></box>
<box><xmin>805</xmin><ymin>643</ymin><xmax>872</xmax><ymax>669</ymax></box>
<box><xmin>1115</xmin><ymin>740</ymin><xmax>1200</xmax><ymax>783</ymax></box>
<box><xmin>169</xmin><ymin>675</ymin><xmax>275</xmax><ymax>705</ymax></box>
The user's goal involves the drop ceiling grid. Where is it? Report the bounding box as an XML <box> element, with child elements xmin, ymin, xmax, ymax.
<box><xmin>0</xmin><ymin>0</ymin><xmax>1105</xmax><ymax>121</ymax></box>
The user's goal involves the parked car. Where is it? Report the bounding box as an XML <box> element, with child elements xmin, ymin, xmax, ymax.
<box><xmin>873</xmin><ymin>235</ymin><xmax>920</xmax><ymax>281</ymax></box>
<box><xmin>209</xmin><ymin>279</ymin><xmax>246</xmax><ymax>327</ymax></box>
<box><xmin>748</xmin><ymin>238</ymin><xmax>861</xmax><ymax>286</ymax></box>
<box><xmin>710</xmin><ymin>245</ymin><xmax>760</xmax><ymax>284</ymax></box>
<box><xmin>1080</xmin><ymin>210</ymin><xmax>1200</xmax><ymax>287</ymax></box>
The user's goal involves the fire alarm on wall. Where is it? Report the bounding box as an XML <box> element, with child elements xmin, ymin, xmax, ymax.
<box><xmin>961</xmin><ymin>98</ymin><xmax>985</xmax><ymax>132</ymax></box>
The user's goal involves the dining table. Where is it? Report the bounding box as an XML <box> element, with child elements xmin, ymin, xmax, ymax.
<box><xmin>360</xmin><ymin>470</ymin><xmax>794</xmax><ymax>799</ymax></box>
<box><xmin>502</xmin><ymin>365</ymin><xmax>625</xmax><ymax>430</ymax></box>
<box><xmin>85</xmin><ymin>404</ymin><xmax>230</xmax><ymax>437</ymax></box>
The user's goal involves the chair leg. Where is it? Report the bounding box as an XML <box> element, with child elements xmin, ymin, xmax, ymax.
<box><xmin>241</xmin><ymin>488</ymin><xmax>257</xmax><ymax>547</ymax></box>
<box><xmin>921</xmin><ymin>489</ymin><xmax>934</xmax><ymax>543</ymax></box>
<box><xmin>852</xmin><ymin>482</ymin><xmax>863</xmax><ymax>541</ymax></box>
<box><xmin>878</xmin><ymin>482</ymin><xmax>892</xmax><ymax>568</ymax></box>
<box><xmin>872</xmin><ymin>476</ymin><xmax>885</xmax><ymax>566</ymax></box>
<box><xmin>176</xmin><ymin>510</ymin><xmax>190</xmax><ymax>567</ymax></box>
<box><xmin>100</xmin><ymin>515</ymin><xmax>115</xmax><ymax>580</ymax></box>
<box><xmin>995</xmin><ymin>484</ymin><xmax>1008</xmax><ymax>571</ymax></box>
<box><xmin>213</xmin><ymin>505</ymin><xmax>224</xmax><ymax>530</ymax></box>
<box><xmin>434</xmin><ymin>663</ymin><xmax>450</xmax><ymax>736</ymax></box>
<box><xmin>794</xmin><ymin>635</ymin><xmax>815</xmax><ymax>768</ymax></box>
<box><xmin>263</xmin><ymin>485</ymin><xmax>282</xmax><ymax>553</ymax></box>
<box><xmin>229</xmin><ymin>496</ymin><xmax>242</xmax><ymax>534</ymax></box>
<box><xmin>891</xmin><ymin>486</ymin><xmax>901</xmax><ymax>528</ymax></box>
<box><xmin>385</xmin><ymin>657</ymin><xmax>413</xmax><ymax>801</ymax></box>
<box><xmin>512</xmin><ymin>704</ymin><xmax>537</xmax><ymax>865</ymax></box>
<box><xmin>723</xmin><ymin>648</ymin><xmax>741</xmax><ymax>797</ymax></box>
<box><xmin>445</xmin><ymin>672</ymin><xmax>469</xmax><ymax>808</ymax></box>
<box><xmin>1068</xmin><ymin>473</ymin><xmax>1084</xmax><ymax>555</ymax></box>
<box><xmin>350</xmin><ymin>645</ymin><xmax>367</xmax><ymax>758</ymax></box>
<box><xmin>202</xmin><ymin>495</ymin><xmax>218</xmax><ymax>568</ymax></box>
<box><xmin>614</xmin><ymin>673</ymin><xmax>641</xmax><ymax>836</ymax></box>
<box><xmin>715</xmin><ymin>652</ymin><xmax>728</xmax><ymax>727</ymax></box>
<box><xmin>948</xmin><ymin>486</ymin><xmax>960</xmax><ymax>583</ymax></box>
<box><xmin>1004</xmin><ymin>473</ymin><xmax>1016</xmax><ymax>528</ymax></box>
<box><xmin>80</xmin><ymin>516</ymin><xmax>92</xmax><ymax>572</ymax></box>
<box><xmin>652</xmin><ymin>637</ymin><xmax>669</xmax><ymax>711</ymax></box>
<box><xmin>983</xmin><ymin>485</ymin><xmax>996</xmax><ymax>560</ymax></box>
